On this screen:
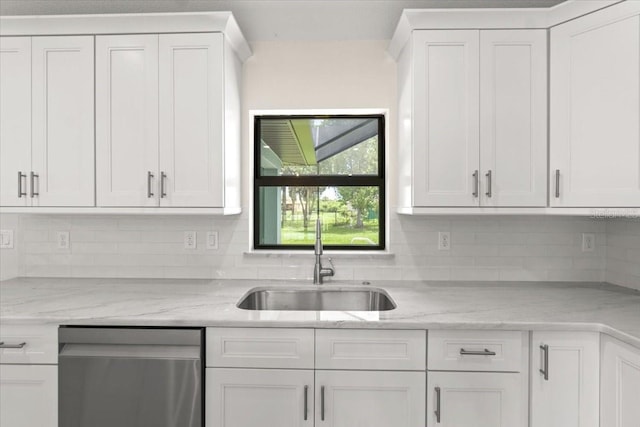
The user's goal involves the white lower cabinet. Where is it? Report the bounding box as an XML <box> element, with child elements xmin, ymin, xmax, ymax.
<box><xmin>0</xmin><ymin>323</ymin><xmax>58</xmax><ymax>427</ymax></box>
<box><xmin>0</xmin><ymin>365</ymin><xmax>57</xmax><ymax>427</ymax></box>
<box><xmin>427</xmin><ymin>371</ymin><xmax>523</xmax><ymax>426</ymax></box>
<box><xmin>601</xmin><ymin>335</ymin><xmax>640</xmax><ymax>427</ymax></box>
<box><xmin>206</xmin><ymin>368</ymin><xmax>314</xmax><ymax>427</ymax></box>
<box><xmin>427</xmin><ymin>330</ymin><xmax>527</xmax><ymax>427</ymax></box>
<box><xmin>316</xmin><ymin>370</ymin><xmax>425</xmax><ymax>427</ymax></box>
<box><xmin>531</xmin><ymin>331</ymin><xmax>600</xmax><ymax>427</ymax></box>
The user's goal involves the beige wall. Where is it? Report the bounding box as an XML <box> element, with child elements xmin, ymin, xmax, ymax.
<box><xmin>241</xmin><ymin>40</ymin><xmax>397</xmax><ymax>208</ymax></box>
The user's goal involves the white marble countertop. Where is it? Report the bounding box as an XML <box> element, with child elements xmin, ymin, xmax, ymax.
<box><xmin>1</xmin><ymin>277</ymin><xmax>639</xmax><ymax>348</ymax></box>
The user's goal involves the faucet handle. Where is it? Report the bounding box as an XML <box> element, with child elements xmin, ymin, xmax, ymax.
<box><xmin>326</xmin><ymin>257</ymin><xmax>335</xmax><ymax>273</ymax></box>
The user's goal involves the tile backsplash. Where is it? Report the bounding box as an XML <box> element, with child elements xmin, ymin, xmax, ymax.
<box><xmin>606</xmin><ymin>218</ymin><xmax>640</xmax><ymax>291</ymax></box>
<box><xmin>1</xmin><ymin>213</ymin><xmax>621</xmax><ymax>284</ymax></box>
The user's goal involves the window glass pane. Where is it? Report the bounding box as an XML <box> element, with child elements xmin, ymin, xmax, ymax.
<box><xmin>257</xmin><ymin>186</ymin><xmax>380</xmax><ymax>247</ymax></box>
<box><xmin>259</xmin><ymin>117</ymin><xmax>379</xmax><ymax>176</ymax></box>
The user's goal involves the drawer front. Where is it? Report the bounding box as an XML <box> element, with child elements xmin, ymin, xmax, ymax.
<box><xmin>206</xmin><ymin>327</ymin><xmax>314</xmax><ymax>369</ymax></box>
<box><xmin>316</xmin><ymin>329</ymin><xmax>426</xmax><ymax>371</ymax></box>
<box><xmin>0</xmin><ymin>324</ymin><xmax>58</xmax><ymax>365</ymax></box>
<box><xmin>428</xmin><ymin>330</ymin><xmax>525</xmax><ymax>372</ymax></box>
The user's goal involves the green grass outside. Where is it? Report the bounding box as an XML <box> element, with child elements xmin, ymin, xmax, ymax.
<box><xmin>280</xmin><ymin>212</ymin><xmax>379</xmax><ymax>245</ymax></box>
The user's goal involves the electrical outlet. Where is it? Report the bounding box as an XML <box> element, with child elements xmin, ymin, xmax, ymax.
<box><xmin>582</xmin><ymin>233</ymin><xmax>595</xmax><ymax>252</ymax></box>
<box><xmin>184</xmin><ymin>231</ymin><xmax>197</xmax><ymax>249</ymax></box>
<box><xmin>0</xmin><ymin>230</ymin><xmax>14</xmax><ymax>249</ymax></box>
<box><xmin>57</xmin><ymin>231</ymin><xmax>70</xmax><ymax>249</ymax></box>
<box><xmin>206</xmin><ymin>231</ymin><xmax>219</xmax><ymax>250</ymax></box>
<box><xmin>438</xmin><ymin>231</ymin><xmax>451</xmax><ymax>251</ymax></box>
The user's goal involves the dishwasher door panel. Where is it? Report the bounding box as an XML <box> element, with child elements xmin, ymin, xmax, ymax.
<box><xmin>60</xmin><ymin>356</ymin><xmax>201</xmax><ymax>427</ymax></box>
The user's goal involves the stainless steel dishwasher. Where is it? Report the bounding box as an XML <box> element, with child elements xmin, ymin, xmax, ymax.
<box><xmin>59</xmin><ymin>327</ymin><xmax>203</xmax><ymax>427</ymax></box>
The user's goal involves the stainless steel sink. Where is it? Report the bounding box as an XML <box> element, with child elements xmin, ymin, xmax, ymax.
<box><xmin>236</xmin><ymin>286</ymin><xmax>397</xmax><ymax>311</ymax></box>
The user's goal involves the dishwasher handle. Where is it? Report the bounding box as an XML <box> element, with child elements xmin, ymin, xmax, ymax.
<box><xmin>59</xmin><ymin>343</ymin><xmax>201</xmax><ymax>360</ymax></box>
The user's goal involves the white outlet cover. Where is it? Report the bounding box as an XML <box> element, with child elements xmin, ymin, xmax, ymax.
<box><xmin>0</xmin><ymin>230</ymin><xmax>14</xmax><ymax>249</ymax></box>
<box><xmin>184</xmin><ymin>231</ymin><xmax>197</xmax><ymax>249</ymax></box>
<box><xmin>57</xmin><ymin>231</ymin><xmax>70</xmax><ymax>249</ymax></box>
<box><xmin>206</xmin><ymin>231</ymin><xmax>219</xmax><ymax>250</ymax></box>
<box><xmin>438</xmin><ymin>231</ymin><xmax>451</xmax><ymax>251</ymax></box>
<box><xmin>582</xmin><ymin>233</ymin><xmax>595</xmax><ymax>252</ymax></box>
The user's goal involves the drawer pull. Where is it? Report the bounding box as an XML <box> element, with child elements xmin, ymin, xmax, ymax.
<box><xmin>147</xmin><ymin>171</ymin><xmax>154</xmax><ymax>198</ymax></box>
<box><xmin>485</xmin><ymin>170</ymin><xmax>492</xmax><ymax>198</ymax></box>
<box><xmin>160</xmin><ymin>171</ymin><xmax>167</xmax><ymax>198</ymax></box>
<box><xmin>30</xmin><ymin>171</ymin><xmax>39</xmax><ymax>197</ymax></box>
<box><xmin>472</xmin><ymin>170</ymin><xmax>479</xmax><ymax>197</ymax></box>
<box><xmin>539</xmin><ymin>344</ymin><xmax>549</xmax><ymax>380</ymax></box>
<box><xmin>17</xmin><ymin>171</ymin><xmax>27</xmax><ymax>198</ymax></box>
<box><xmin>320</xmin><ymin>385</ymin><xmax>325</xmax><ymax>421</ymax></box>
<box><xmin>0</xmin><ymin>342</ymin><xmax>26</xmax><ymax>349</ymax></box>
<box><xmin>459</xmin><ymin>348</ymin><xmax>496</xmax><ymax>356</ymax></box>
<box><xmin>434</xmin><ymin>386</ymin><xmax>441</xmax><ymax>423</ymax></box>
<box><xmin>303</xmin><ymin>385</ymin><xmax>308</xmax><ymax>421</ymax></box>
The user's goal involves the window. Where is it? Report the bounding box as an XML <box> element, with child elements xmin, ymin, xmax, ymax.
<box><xmin>254</xmin><ymin>114</ymin><xmax>385</xmax><ymax>250</ymax></box>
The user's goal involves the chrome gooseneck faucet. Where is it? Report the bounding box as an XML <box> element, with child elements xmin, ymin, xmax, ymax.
<box><xmin>313</xmin><ymin>219</ymin><xmax>335</xmax><ymax>284</ymax></box>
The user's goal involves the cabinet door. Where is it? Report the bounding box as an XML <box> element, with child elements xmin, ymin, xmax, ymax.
<box><xmin>0</xmin><ymin>37</ymin><xmax>31</xmax><ymax>207</ymax></box>
<box><xmin>206</xmin><ymin>368</ymin><xmax>313</xmax><ymax>427</ymax></box>
<box><xmin>0</xmin><ymin>364</ymin><xmax>57</xmax><ymax>427</ymax></box>
<box><xmin>601</xmin><ymin>335</ymin><xmax>640</xmax><ymax>427</ymax></box>
<box><xmin>316</xmin><ymin>370</ymin><xmax>425</xmax><ymax>427</ymax></box>
<box><xmin>412</xmin><ymin>30</ymin><xmax>480</xmax><ymax>207</ymax></box>
<box><xmin>159</xmin><ymin>33</ymin><xmax>224</xmax><ymax>207</ymax></box>
<box><xmin>427</xmin><ymin>371</ymin><xmax>524</xmax><ymax>427</ymax></box>
<box><xmin>31</xmin><ymin>36</ymin><xmax>94</xmax><ymax>206</ymax></box>
<box><xmin>550</xmin><ymin>2</ymin><xmax>640</xmax><ymax>207</ymax></box>
<box><xmin>480</xmin><ymin>30</ymin><xmax>547</xmax><ymax>207</ymax></box>
<box><xmin>531</xmin><ymin>331</ymin><xmax>599</xmax><ymax>427</ymax></box>
<box><xmin>96</xmin><ymin>35</ymin><xmax>159</xmax><ymax>207</ymax></box>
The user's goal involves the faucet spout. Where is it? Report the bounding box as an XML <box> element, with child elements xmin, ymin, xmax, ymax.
<box><xmin>313</xmin><ymin>219</ymin><xmax>334</xmax><ymax>284</ymax></box>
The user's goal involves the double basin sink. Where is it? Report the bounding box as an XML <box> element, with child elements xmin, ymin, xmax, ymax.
<box><xmin>237</xmin><ymin>286</ymin><xmax>396</xmax><ymax>312</ymax></box>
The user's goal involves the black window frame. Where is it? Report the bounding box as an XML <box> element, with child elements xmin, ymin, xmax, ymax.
<box><xmin>253</xmin><ymin>114</ymin><xmax>386</xmax><ymax>251</ymax></box>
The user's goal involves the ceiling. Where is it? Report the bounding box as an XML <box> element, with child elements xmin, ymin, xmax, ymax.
<box><xmin>0</xmin><ymin>0</ymin><xmax>566</xmax><ymax>41</ymax></box>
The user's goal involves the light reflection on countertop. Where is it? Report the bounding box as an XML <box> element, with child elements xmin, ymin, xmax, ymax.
<box><xmin>1</xmin><ymin>277</ymin><xmax>639</xmax><ymax>347</ymax></box>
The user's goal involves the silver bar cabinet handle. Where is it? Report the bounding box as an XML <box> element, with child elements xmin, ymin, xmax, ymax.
<box><xmin>485</xmin><ymin>170</ymin><xmax>492</xmax><ymax>197</ymax></box>
<box><xmin>540</xmin><ymin>344</ymin><xmax>549</xmax><ymax>380</ymax></box>
<box><xmin>160</xmin><ymin>172</ymin><xmax>167</xmax><ymax>198</ymax></box>
<box><xmin>0</xmin><ymin>342</ymin><xmax>26</xmax><ymax>349</ymax></box>
<box><xmin>17</xmin><ymin>171</ymin><xmax>26</xmax><ymax>198</ymax></box>
<box><xmin>555</xmin><ymin>169</ymin><xmax>560</xmax><ymax>198</ymax></box>
<box><xmin>460</xmin><ymin>348</ymin><xmax>497</xmax><ymax>356</ymax></box>
<box><xmin>320</xmin><ymin>385</ymin><xmax>325</xmax><ymax>421</ymax></box>
<box><xmin>147</xmin><ymin>171</ymin><xmax>154</xmax><ymax>198</ymax></box>
<box><xmin>30</xmin><ymin>171</ymin><xmax>39</xmax><ymax>197</ymax></box>
<box><xmin>472</xmin><ymin>170</ymin><xmax>479</xmax><ymax>197</ymax></box>
<box><xmin>435</xmin><ymin>386</ymin><xmax>441</xmax><ymax>423</ymax></box>
<box><xmin>303</xmin><ymin>385</ymin><xmax>308</xmax><ymax>420</ymax></box>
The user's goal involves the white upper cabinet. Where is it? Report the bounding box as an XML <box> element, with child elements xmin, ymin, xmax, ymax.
<box><xmin>1</xmin><ymin>12</ymin><xmax>249</xmax><ymax>213</ymax></box>
<box><xmin>31</xmin><ymin>36</ymin><xmax>94</xmax><ymax>207</ymax></box>
<box><xmin>0</xmin><ymin>37</ymin><xmax>31</xmax><ymax>207</ymax></box>
<box><xmin>96</xmin><ymin>35</ymin><xmax>159</xmax><ymax>207</ymax></box>
<box><xmin>412</xmin><ymin>30</ymin><xmax>480</xmax><ymax>207</ymax></box>
<box><xmin>0</xmin><ymin>36</ymin><xmax>94</xmax><ymax>207</ymax></box>
<box><xmin>550</xmin><ymin>1</ymin><xmax>640</xmax><ymax>207</ymax></box>
<box><xmin>400</xmin><ymin>28</ymin><xmax>547</xmax><ymax>209</ymax></box>
<box><xmin>96</xmin><ymin>32</ymin><xmax>238</xmax><ymax>209</ymax></box>
<box><xmin>480</xmin><ymin>30</ymin><xmax>547</xmax><ymax>207</ymax></box>
<box><xmin>159</xmin><ymin>33</ymin><xmax>224</xmax><ymax>207</ymax></box>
